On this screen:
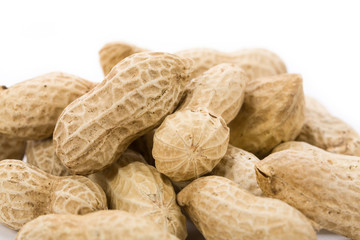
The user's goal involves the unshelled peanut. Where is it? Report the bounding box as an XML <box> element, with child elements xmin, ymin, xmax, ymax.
<box><xmin>99</xmin><ymin>42</ymin><xmax>148</xmax><ymax>75</ymax></box>
<box><xmin>26</xmin><ymin>138</ymin><xmax>70</xmax><ymax>176</ymax></box>
<box><xmin>256</xmin><ymin>149</ymin><xmax>360</xmax><ymax>239</ymax></box>
<box><xmin>211</xmin><ymin>144</ymin><xmax>262</xmax><ymax>196</ymax></box>
<box><xmin>176</xmin><ymin>48</ymin><xmax>287</xmax><ymax>80</ymax></box>
<box><xmin>54</xmin><ymin>52</ymin><xmax>193</xmax><ymax>175</ymax></box>
<box><xmin>0</xmin><ymin>72</ymin><xmax>96</xmax><ymax>140</ymax></box>
<box><xmin>89</xmin><ymin>149</ymin><xmax>187</xmax><ymax>240</ymax></box>
<box><xmin>178</xmin><ymin>63</ymin><xmax>248</xmax><ymax>123</ymax></box>
<box><xmin>229</xmin><ymin>73</ymin><xmax>305</xmax><ymax>158</ymax></box>
<box><xmin>296</xmin><ymin>96</ymin><xmax>360</xmax><ymax>156</ymax></box>
<box><xmin>153</xmin><ymin>108</ymin><xmax>229</xmax><ymax>181</ymax></box>
<box><xmin>0</xmin><ymin>160</ymin><xmax>107</xmax><ymax>230</ymax></box>
<box><xmin>16</xmin><ymin>210</ymin><xmax>179</xmax><ymax>240</ymax></box>
<box><xmin>177</xmin><ymin>176</ymin><xmax>316</xmax><ymax>240</ymax></box>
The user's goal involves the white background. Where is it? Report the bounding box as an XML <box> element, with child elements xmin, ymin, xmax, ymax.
<box><xmin>0</xmin><ymin>0</ymin><xmax>358</xmax><ymax>239</ymax></box>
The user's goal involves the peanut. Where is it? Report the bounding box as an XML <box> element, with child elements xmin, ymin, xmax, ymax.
<box><xmin>296</xmin><ymin>96</ymin><xmax>360</xmax><ymax>156</ymax></box>
<box><xmin>16</xmin><ymin>210</ymin><xmax>179</xmax><ymax>240</ymax></box>
<box><xmin>229</xmin><ymin>73</ymin><xmax>305</xmax><ymax>158</ymax></box>
<box><xmin>176</xmin><ymin>48</ymin><xmax>287</xmax><ymax>80</ymax></box>
<box><xmin>256</xmin><ymin>149</ymin><xmax>360</xmax><ymax>239</ymax></box>
<box><xmin>177</xmin><ymin>176</ymin><xmax>316</xmax><ymax>240</ymax></box>
<box><xmin>178</xmin><ymin>63</ymin><xmax>248</xmax><ymax>123</ymax></box>
<box><xmin>99</xmin><ymin>42</ymin><xmax>147</xmax><ymax>75</ymax></box>
<box><xmin>0</xmin><ymin>72</ymin><xmax>96</xmax><ymax>140</ymax></box>
<box><xmin>0</xmin><ymin>134</ymin><xmax>26</xmax><ymax>160</ymax></box>
<box><xmin>211</xmin><ymin>144</ymin><xmax>262</xmax><ymax>196</ymax></box>
<box><xmin>53</xmin><ymin>52</ymin><xmax>193</xmax><ymax>175</ymax></box>
<box><xmin>26</xmin><ymin>138</ymin><xmax>70</xmax><ymax>176</ymax></box>
<box><xmin>89</xmin><ymin>149</ymin><xmax>187</xmax><ymax>240</ymax></box>
<box><xmin>0</xmin><ymin>160</ymin><xmax>107</xmax><ymax>230</ymax></box>
<box><xmin>153</xmin><ymin>108</ymin><xmax>229</xmax><ymax>181</ymax></box>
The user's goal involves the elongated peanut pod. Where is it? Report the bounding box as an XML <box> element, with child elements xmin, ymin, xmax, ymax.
<box><xmin>54</xmin><ymin>52</ymin><xmax>193</xmax><ymax>175</ymax></box>
<box><xmin>0</xmin><ymin>160</ymin><xmax>107</xmax><ymax>230</ymax></box>
<box><xmin>99</xmin><ymin>42</ymin><xmax>147</xmax><ymax>75</ymax></box>
<box><xmin>296</xmin><ymin>96</ymin><xmax>360</xmax><ymax>156</ymax></box>
<box><xmin>256</xmin><ymin>149</ymin><xmax>360</xmax><ymax>239</ymax></box>
<box><xmin>178</xmin><ymin>176</ymin><xmax>316</xmax><ymax>240</ymax></box>
<box><xmin>89</xmin><ymin>151</ymin><xmax>187</xmax><ymax>240</ymax></box>
<box><xmin>0</xmin><ymin>72</ymin><xmax>96</xmax><ymax>140</ymax></box>
<box><xmin>179</xmin><ymin>63</ymin><xmax>247</xmax><ymax>123</ymax></box>
<box><xmin>229</xmin><ymin>73</ymin><xmax>305</xmax><ymax>158</ymax></box>
<box><xmin>16</xmin><ymin>210</ymin><xmax>179</xmax><ymax>240</ymax></box>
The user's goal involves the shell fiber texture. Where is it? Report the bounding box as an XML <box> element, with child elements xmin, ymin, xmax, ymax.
<box><xmin>0</xmin><ymin>72</ymin><xmax>96</xmax><ymax>140</ymax></box>
<box><xmin>89</xmin><ymin>150</ymin><xmax>187</xmax><ymax>240</ymax></box>
<box><xmin>99</xmin><ymin>42</ymin><xmax>147</xmax><ymax>75</ymax></box>
<box><xmin>229</xmin><ymin>73</ymin><xmax>305</xmax><ymax>158</ymax></box>
<box><xmin>16</xmin><ymin>210</ymin><xmax>179</xmax><ymax>240</ymax></box>
<box><xmin>296</xmin><ymin>96</ymin><xmax>360</xmax><ymax>156</ymax></box>
<box><xmin>53</xmin><ymin>52</ymin><xmax>193</xmax><ymax>175</ymax></box>
<box><xmin>176</xmin><ymin>48</ymin><xmax>286</xmax><ymax>80</ymax></box>
<box><xmin>26</xmin><ymin>138</ymin><xmax>70</xmax><ymax>176</ymax></box>
<box><xmin>256</xmin><ymin>149</ymin><xmax>360</xmax><ymax>239</ymax></box>
<box><xmin>153</xmin><ymin>108</ymin><xmax>229</xmax><ymax>182</ymax></box>
<box><xmin>211</xmin><ymin>144</ymin><xmax>262</xmax><ymax>196</ymax></box>
<box><xmin>177</xmin><ymin>176</ymin><xmax>316</xmax><ymax>240</ymax></box>
<box><xmin>179</xmin><ymin>63</ymin><xmax>248</xmax><ymax>123</ymax></box>
<box><xmin>0</xmin><ymin>160</ymin><xmax>107</xmax><ymax>230</ymax></box>
<box><xmin>0</xmin><ymin>134</ymin><xmax>26</xmax><ymax>160</ymax></box>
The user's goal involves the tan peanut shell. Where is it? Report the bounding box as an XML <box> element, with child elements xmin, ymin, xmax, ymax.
<box><xmin>211</xmin><ymin>144</ymin><xmax>262</xmax><ymax>196</ymax></box>
<box><xmin>26</xmin><ymin>138</ymin><xmax>70</xmax><ymax>176</ymax></box>
<box><xmin>0</xmin><ymin>134</ymin><xmax>26</xmax><ymax>160</ymax></box>
<box><xmin>16</xmin><ymin>210</ymin><xmax>179</xmax><ymax>240</ymax></box>
<box><xmin>176</xmin><ymin>48</ymin><xmax>286</xmax><ymax>80</ymax></box>
<box><xmin>153</xmin><ymin>109</ymin><xmax>229</xmax><ymax>181</ymax></box>
<box><xmin>229</xmin><ymin>73</ymin><xmax>305</xmax><ymax>158</ymax></box>
<box><xmin>0</xmin><ymin>72</ymin><xmax>96</xmax><ymax>140</ymax></box>
<box><xmin>296</xmin><ymin>96</ymin><xmax>360</xmax><ymax>156</ymax></box>
<box><xmin>0</xmin><ymin>160</ymin><xmax>107</xmax><ymax>230</ymax></box>
<box><xmin>177</xmin><ymin>176</ymin><xmax>316</xmax><ymax>240</ymax></box>
<box><xmin>179</xmin><ymin>63</ymin><xmax>248</xmax><ymax>123</ymax></box>
<box><xmin>54</xmin><ymin>52</ymin><xmax>193</xmax><ymax>175</ymax></box>
<box><xmin>99</xmin><ymin>42</ymin><xmax>147</xmax><ymax>75</ymax></box>
<box><xmin>89</xmin><ymin>150</ymin><xmax>187</xmax><ymax>240</ymax></box>
<box><xmin>256</xmin><ymin>149</ymin><xmax>360</xmax><ymax>239</ymax></box>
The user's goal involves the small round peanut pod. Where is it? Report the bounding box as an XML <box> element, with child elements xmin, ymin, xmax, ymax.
<box><xmin>153</xmin><ymin>108</ymin><xmax>229</xmax><ymax>182</ymax></box>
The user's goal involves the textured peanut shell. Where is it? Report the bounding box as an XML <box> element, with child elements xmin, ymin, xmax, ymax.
<box><xmin>26</xmin><ymin>138</ymin><xmax>70</xmax><ymax>176</ymax></box>
<box><xmin>99</xmin><ymin>42</ymin><xmax>147</xmax><ymax>75</ymax></box>
<box><xmin>0</xmin><ymin>160</ymin><xmax>107</xmax><ymax>230</ymax></box>
<box><xmin>177</xmin><ymin>176</ymin><xmax>316</xmax><ymax>240</ymax></box>
<box><xmin>211</xmin><ymin>144</ymin><xmax>262</xmax><ymax>196</ymax></box>
<box><xmin>256</xmin><ymin>149</ymin><xmax>360</xmax><ymax>239</ymax></box>
<box><xmin>16</xmin><ymin>210</ymin><xmax>179</xmax><ymax>240</ymax></box>
<box><xmin>296</xmin><ymin>96</ymin><xmax>360</xmax><ymax>156</ymax></box>
<box><xmin>153</xmin><ymin>109</ymin><xmax>229</xmax><ymax>181</ymax></box>
<box><xmin>0</xmin><ymin>72</ymin><xmax>96</xmax><ymax>140</ymax></box>
<box><xmin>0</xmin><ymin>134</ymin><xmax>26</xmax><ymax>160</ymax></box>
<box><xmin>229</xmin><ymin>73</ymin><xmax>305</xmax><ymax>158</ymax></box>
<box><xmin>179</xmin><ymin>63</ymin><xmax>248</xmax><ymax>123</ymax></box>
<box><xmin>176</xmin><ymin>48</ymin><xmax>286</xmax><ymax>80</ymax></box>
<box><xmin>89</xmin><ymin>151</ymin><xmax>187</xmax><ymax>240</ymax></box>
<box><xmin>54</xmin><ymin>52</ymin><xmax>193</xmax><ymax>175</ymax></box>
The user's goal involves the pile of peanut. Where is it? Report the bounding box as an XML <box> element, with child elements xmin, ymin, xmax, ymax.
<box><xmin>0</xmin><ymin>42</ymin><xmax>359</xmax><ymax>240</ymax></box>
